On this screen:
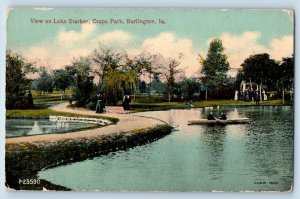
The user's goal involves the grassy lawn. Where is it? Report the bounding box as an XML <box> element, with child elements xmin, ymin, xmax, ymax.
<box><xmin>7</xmin><ymin>91</ymin><xmax>292</xmax><ymax>119</ymax></box>
<box><xmin>33</xmin><ymin>95</ymin><xmax>67</xmax><ymax>108</ymax></box>
<box><xmin>31</xmin><ymin>91</ymin><xmax>72</xmax><ymax>109</ymax></box>
<box><xmin>130</xmin><ymin>99</ymin><xmax>292</xmax><ymax>112</ymax></box>
<box><xmin>6</xmin><ymin>109</ymin><xmax>119</xmax><ymax>123</ymax></box>
<box><xmin>7</xmin><ymin>91</ymin><xmax>120</xmax><ymax>123</ymax></box>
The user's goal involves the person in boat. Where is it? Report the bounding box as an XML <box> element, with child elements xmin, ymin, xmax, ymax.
<box><xmin>207</xmin><ymin>112</ymin><xmax>215</xmax><ymax>120</ymax></box>
<box><xmin>220</xmin><ymin>112</ymin><xmax>227</xmax><ymax>120</ymax></box>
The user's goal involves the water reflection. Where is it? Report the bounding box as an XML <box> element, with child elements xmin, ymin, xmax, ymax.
<box><xmin>202</xmin><ymin>126</ymin><xmax>226</xmax><ymax>181</ymax></box>
<box><xmin>242</xmin><ymin>106</ymin><xmax>293</xmax><ymax>189</ymax></box>
<box><xmin>38</xmin><ymin>106</ymin><xmax>294</xmax><ymax>191</ymax></box>
<box><xmin>6</xmin><ymin>119</ymin><xmax>97</xmax><ymax>137</ymax></box>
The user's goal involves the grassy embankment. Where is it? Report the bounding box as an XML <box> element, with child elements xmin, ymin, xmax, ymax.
<box><xmin>6</xmin><ymin>91</ymin><xmax>119</xmax><ymax>123</ymax></box>
<box><xmin>6</xmin><ymin>92</ymin><xmax>173</xmax><ymax>190</ymax></box>
<box><xmin>6</xmin><ymin>124</ymin><xmax>172</xmax><ymax>190</ymax></box>
<box><xmin>7</xmin><ymin>91</ymin><xmax>292</xmax><ymax>117</ymax></box>
<box><xmin>130</xmin><ymin>98</ymin><xmax>292</xmax><ymax>112</ymax></box>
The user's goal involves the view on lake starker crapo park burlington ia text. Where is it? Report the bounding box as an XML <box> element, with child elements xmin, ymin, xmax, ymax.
<box><xmin>5</xmin><ymin>8</ymin><xmax>294</xmax><ymax>192</ymax></box>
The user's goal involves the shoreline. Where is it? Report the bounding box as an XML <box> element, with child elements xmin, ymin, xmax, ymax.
<box><xmin>130</xmin><ymin>103</ymin><xmax>293</xmax><ymax>113</ymax></box>
<box><xmin>5</xmin><ymin>102</ymin><xmax>292</xmax><ymax>190</ymax></box>
<box><xmin>5</xmin><ymin>103</ymin><xmax>172</xmax><ymax>190</ymax></box>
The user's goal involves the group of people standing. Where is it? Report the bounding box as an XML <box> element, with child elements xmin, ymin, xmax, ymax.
<box><xmin>239</xmin><ymin>90</ymin><xmax>268</xmax><ymax>104</ymax></box>
<box><xmin>122</xmin><ymin>95</ymin><xmax>131</xmax><ymax>111</ymax></box>
<box><xmin>95</xmin><ymin>93</ymin><xmax>132</xmax><ymax>113</ymax></box>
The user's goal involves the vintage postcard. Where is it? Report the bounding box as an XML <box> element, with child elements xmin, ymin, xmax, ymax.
<box><xmin>5</xmin><ymin>8</ymin><xmax>294</xmax><ymax>192</ymax></box>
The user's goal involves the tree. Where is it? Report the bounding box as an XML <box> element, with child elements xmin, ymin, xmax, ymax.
<box><xmin>151</xmin><ymin>75</ymin><xmax>166</xmax><ymax>95</ymax></box>
<box><xmin>92</xmin><ymin>45</ymin><xmax>125</xmax><ymax>82</ymax></box>
<box><xmin>53</xmin><ymin>69</ymin><xmax>72</xmax><ymax>99</ymax></box>
<box><xmin>102</xmin><ymin>68</ymin><xmax>138</xmax><ymax>105</ymax></box>
<box><xmin>131</xmin><ymin>53</ymin><xmax>164</xmax><ymax>96</ymax></box>
<box><xmin>70</xmin><ymin>58</ymin><xmax>94</xmax><ymax>106</ymax></box>
<box><xmin>139</xmin><ymin>81</ymin><xmax>148</xmax><ymax>94</ymax></box>
<box><xmin>200</xmin><ymin>38</ymin><xmax>229</xmax><ymax>99</ymax></box>
<box><xmin>241</xmin><ymin>53</ymin><xmax>279</xmax><ymax>100</ymax></box>
<box><xmin>278</xmin><ymin>55</ymin><xmax>294</xmax><ymax>89</ymax></box>
<box><xmin>34</xmin><ymin>67</ymin><xmax>54</xmax><ymax>94</ymax></box>
<box><xmin>278</xmin><ymin>55</ymin><xmax>294</xmax><ymax>103</ymax></box>
<box><xmin>179</xmin><ymin>78</ymin><xmax>201</xmax><ymax>99</ymax></box>
<box><xmin>161</xmin><ymin>58</ymin><xmax>182</xmax><ymax>102</ymax></box>
<box><xmin>6</xmin><ymin>50</ymin><xmax>36</xmax><ymax>109</ymax></box>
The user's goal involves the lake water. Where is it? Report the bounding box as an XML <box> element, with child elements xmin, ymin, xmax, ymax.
<box><xmin>38</xmin><ymin>106</ymin><xmax>294</xmax><ymax>192</ymax></box>
<box><xmin>6</xmin><ymin>119</ymin><xmax>97</xmax><ymax>138</ymax></box>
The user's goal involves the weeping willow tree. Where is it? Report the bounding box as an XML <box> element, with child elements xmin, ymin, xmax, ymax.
<box><xmin>102</xmin><ymin>68</ymin><xmax>138</xmax><ymax>105</ymax></box>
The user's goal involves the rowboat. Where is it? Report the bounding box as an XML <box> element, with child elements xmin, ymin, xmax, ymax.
<box><xmin>188</xmin><ymin>117</ymin><xmax>250</xmax><ymax>125</ymax></box>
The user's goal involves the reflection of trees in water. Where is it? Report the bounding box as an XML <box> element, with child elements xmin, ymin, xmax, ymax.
<box><xmin>201</xmin><ymin>125</ymin><xmax>226</xmax><ymax>181</ymax></box>
<box><xmin>243</xmin><ymin>107</ymin><xmax>293</xmax><ymax>186</ymax></box>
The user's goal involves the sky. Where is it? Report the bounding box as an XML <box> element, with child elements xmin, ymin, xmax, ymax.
<box><xmin>6</xmin><ymin>8</ymin><xmax>294</xmax><ymax>77</ymax></box>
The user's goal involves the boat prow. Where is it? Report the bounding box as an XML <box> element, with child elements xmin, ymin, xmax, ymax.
<box><xmin>188</xmin><ymin>118</ymin><xmax>250</xmax><ymax>125</ymax></box>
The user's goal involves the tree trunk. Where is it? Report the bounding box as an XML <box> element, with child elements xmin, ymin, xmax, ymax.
<box><xmin>148</xmin><ymin>75</ymin><xmax>152</xmax><ymax>96</ymax></box>
<box><xmin>259</xmin><ymin>83</ymin><xmax>262</xmax><ymax>102</ymax></box>
<box><xmin>282</xmin><ymin>87</ymin><xmax>285</xmax><ymax>105</ymax></box>
<box><xmin>205</xmin><ymin>88</ymin><xmax>208</xmax><ymax>100</ymax></box>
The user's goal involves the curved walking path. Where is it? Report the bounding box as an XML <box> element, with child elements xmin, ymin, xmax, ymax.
<box><xmin>6</xmin><ymin>102</ymin><xmax>167</xmax><ymax>144</ymax></box>
<box><xmin>6</xmin><ymin>103</ymin><xmax>171</xmax><ymax>190</ymax></box>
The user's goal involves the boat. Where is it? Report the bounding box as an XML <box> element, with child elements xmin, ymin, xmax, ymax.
<box><xmin>188</xmin><ymin>117</ymin><xmax>250</xmax><ymax>125</ymax></box>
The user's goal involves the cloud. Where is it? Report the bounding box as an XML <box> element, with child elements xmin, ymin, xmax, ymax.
<box><xmin>138</xmin><ymin>32</ymin><xmax>200</xmax><ymax>77</ymax></box>
<box><xmin>57</xmin><ymin>23</ymin><xmax>96</xmax><ymax>43</ymax></box>
<box><xmin>215</xmin><ymin>32</ymin><xmax>293</xmax><ymax>68</ymax></box>
<box><xmin>270</xmin><ymin>35</ymin><xmax>293</xmax><ymax>60</ymax></box>
<box><xmin>219</xmin><ymin>31</ymin><xmax>268</xmax><ymax>68</ymax></box>
<box><xmin>23</xmin><ymin>46</ymin><xmax>51</xmax><ymax>67</ymax></box>
<box><xmin>95</xmin><ymin>30</ymin><xmax>132</xmax><ymax>45</ymax></box>
<box><xmin>22</xmin><ymin>28</ymin><xmax>293</xmax><ymax>79</ymax></box>
<box><xmin>23</xmin><ymin>28</ymin><xmax>133</xmax><ymax>70</ymax></box>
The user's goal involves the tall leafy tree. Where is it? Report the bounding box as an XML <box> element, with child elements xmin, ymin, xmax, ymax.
<box><xmin>179</xmin><ymin>78</ymin><xmax>201</xmax><ymax>99</ymax></box>
<box><xmin>53</xmin><ymin>69</ymin><xmax>72</xmax><ymax>94</ymax></box>
<box><xmin>278</xmin><ymin>55</ymin><xmax>294</xmax><ymax>90</ymax></box>
<box><xmin>277</xmin><ymin>55</ymin><xmax>294</xmax><ymax>102</ymax></box>
<box><xmin>6</xmin><ymin>50</ymin><xmax>36</xmax><ymax>109</ymax></box>
<box><xmin>70</xmin><ymin>57</ymin><xmax>94</xmax><ymax>106</ymax></box>
<box><xmin>200</xmin><ymin>39</ymin><xmax>229</xmax><ymax>98</ymax></box>
<box><xmin>161</xmin><ymin>58</ymin><xmax>182</xmax><ymax>102</ymax></box>
<box><xmin>34</xmin><ymin>67</ymin><xmax>54</xmax><ymax>94</ymax></box>
<box><xmin>241</xmin><ymin>53</ymin><xmax>279</xmax><ymax>99</ymax></box>
<box><xmin>151</xmin><ymin>75</ymin><xmax>166</xmax><ymax>95</ymax></box>
<box><xmin>92</xmin><ymin>45</ymin><xmax>125</xmax><ymax>82</ymax></box>
<box><xmin>129</xmin><ymin>53</ymin><xmax>163</xmax><ymax>96</ymax></box>
<box><xmin>102</xmin><ymin>68</ymin><xmax>138</xmax><ymax>105</ymax></box>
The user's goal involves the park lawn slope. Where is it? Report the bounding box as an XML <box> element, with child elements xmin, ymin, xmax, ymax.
<box><xmin>6</xmin><ymin>109</ymin><xmax>119</xmax><ymax>124</ymax></box>
<box><xmin>131</xmin><ymin>99</ymin><xmax>292</xmax><ymax>111</ymax></box>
